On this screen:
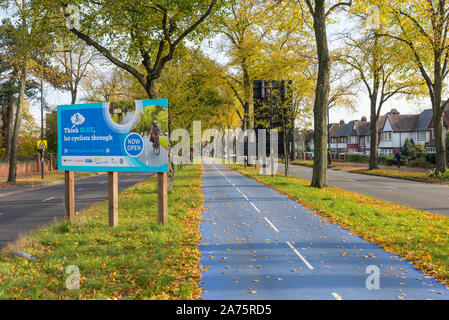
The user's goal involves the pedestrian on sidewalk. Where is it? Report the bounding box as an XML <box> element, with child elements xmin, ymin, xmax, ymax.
<box><xmin>395</xmin><ymin>150</ymin><xmax>403</xmax><ymax>169</ymax></box>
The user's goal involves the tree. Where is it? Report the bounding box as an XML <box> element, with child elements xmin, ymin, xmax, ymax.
<box><xmin>301</xmin><ymin>0</ymin><xmax>352</xmax><ymax>188</ymax></box>
<box><xmin>53</xmin><ymin>39</ymin><xmax>99</xmax><ymax>104</ymax></box>
<box><xmin>402</xmin><ymin>138</ymin><xmax>414</xmax><ymax>157</ymax></box>
<box><xmin>1</xmin><ymin>1</ymin><xmax>35</xmax><ymax>183</ymax></box>
<box><xmin>218</xmin><ymin>0</ymin><xmax>268</xmax><ymax>130</ymax></box>
<box><xmin>33</xmin><ymin>0</ymin><xmax>220</xmax><ymax>189</ymax></box>
<box><xmin>376</xmin><ymin>1</ymin><xmax>449</xmax><ymax>174</ymax></box>
<box><xmin>337</xmin><ymin>10</ymin><xmax>422</xmax><ymax>169</ymax></box>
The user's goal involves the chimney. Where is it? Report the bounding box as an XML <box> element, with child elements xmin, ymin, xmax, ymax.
<box><xmin>361</xmin><ymin>116</ymin><xmax>367</xmax><ymax>122</ymax></box>
<box><xmin>390</xmin><ymin>108</ymin><xmax>400</xmax><ymax>115</ymax></box>
<box><xmin>340</xmin><ymin>120</ymin><xmax>346</xmax><ymax>128</ymax></box>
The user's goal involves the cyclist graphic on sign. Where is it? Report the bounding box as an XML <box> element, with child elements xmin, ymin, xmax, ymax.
<box><xmin>151</xmin><ymin>121</ymin><xmax>161</xmax><ymax>156</ymax></box>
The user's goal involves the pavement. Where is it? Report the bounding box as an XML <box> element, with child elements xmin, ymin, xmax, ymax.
<box><xmin>199</xmin><ymin>163</ymin><xmax>449</xmax><ymax>300</ymax></box>
<box><xmin>0</xmin><ymin>172</ymin><xmax>153</xmax><ymax>249</ymax></box>
<box><xmin>287</xmin><ymin>165</ymin><xmax>449</xmax><ymax>217</ymax></box>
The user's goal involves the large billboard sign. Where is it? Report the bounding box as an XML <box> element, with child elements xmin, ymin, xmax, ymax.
<box><xmin>58</xmin><ymin>99</ymin><xmax>168</xmax><ymax>173</ymax></box>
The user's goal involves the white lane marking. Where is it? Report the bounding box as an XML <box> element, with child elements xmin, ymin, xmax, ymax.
<box><xmin>332</xmin><ymin>293</ymin><xmax>343</xmax><ymax>300</ymax></box>
<box><xmin>100</xmin><ymin>181</ymin><xmax>107</xmax><ymax>185</ymax></box>
<box><xmin>78</xmin><ymin>188</ymin><xmax>84</xmax><ymax>191</ymax></box>
<box><xmin>215</xmin><ymin>166</ymin><xmax>281</xmax><ymax>233</ymax></box>
<box><xmin>42</xmin><ymin>197</ymin><xmax>55</xmax><ymax>202</ymax></box>
<box><xmin>235</xmin><ymin>187</ymin><xmax>249</xmax><ymax>200</ymax></box>
<box><xmin>385</xmin><ymin>186</ymin><xmax>398</xmax><ymax>190</ymax></box>
<box><xmin>286</xmin><ymin>242</ymin><xmax>314</xmax><ymax>270</ymax></box>
<box><xmin>264</xmin><ymin>217</ymin><xmax>280</xmax><ymax>233</ymax></box>
<box><xmin>250</xmin><ymin>202</ymin><xmax>261</xmax><ymax>213</ymax></box>
<box><xmin>0</xmin><ymin>213</ymin><xmax>4</xmax><ymax>216</ymax></box>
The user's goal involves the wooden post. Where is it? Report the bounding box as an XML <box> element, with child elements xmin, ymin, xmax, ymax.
<box><xmin>108</xmin><ymin>172</ymin><xmax>119</xmax><ymax>227</ymax></box>
<box><xmin>158</xmin><ymin>172</ymin><xmax>168</xmax><ymax>224</ymax></box>
<box><xmin>65</xmin><ymin>171</ymin><xmax>75</xmax><ymax>221</ymax></box>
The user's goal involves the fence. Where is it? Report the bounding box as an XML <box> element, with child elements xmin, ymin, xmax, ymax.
<box><xmin>0</xmin><ymin>154</ymin><xmax>56</xmax><ymax>179</ymax></box>
<box><xmin>297</xmin><ymin>153</ymin><xmax>346</xmax><ymax>162</ymax></box>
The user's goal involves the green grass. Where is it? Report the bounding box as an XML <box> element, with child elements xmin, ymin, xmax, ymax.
<box><xmin>228</xmin><ymin>164</ymin><xmax>449</xmax><ymax>286</ymax></box>
<box><xmin>0</xmin><ymin>165</ymin><xmax>203</xmax><ymax>300</ymax></box>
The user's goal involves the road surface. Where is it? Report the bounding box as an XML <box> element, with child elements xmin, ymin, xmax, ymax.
<box><xmin>200</xmin><ymin>163</ymin><xmax>449</xmax><ymax>300</ymax></box>
<box><xmin>0</xmin><ymin>172</ymin><xmax>153</xmax><ymax>249</ymax></box>
<box><xmin>288</xmin><ymin>165</ymin><xmax>449</xmax><ymax>217</ymax></box>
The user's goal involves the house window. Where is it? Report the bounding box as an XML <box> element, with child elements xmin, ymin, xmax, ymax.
<box><xmin>381</xmin><ymin>132</ymin><xmax>392</xmax><ymax>141</ymax></box>
<box><xmin>418</xmin><ymin>131</ymin><xmax>427</xmax><ymax>141</ymax></box>
<box><xmin>349</xmin><ymin>136</ymin><xmax>358</xmax><ymax>144</ymax></box>
<box><xmin>365</xmin><ymin>136</ymin><xmax>371</xmax><ymax>144</ymax></box>
<box><xmin>380</xmin><ymin>149</ymin><xmax>393</xmax><ymax>156</ymax></box>
<box><xmin>427</xmin><ymin>147</ymin><xmax>436</xmax><ymax>154</ymax></box>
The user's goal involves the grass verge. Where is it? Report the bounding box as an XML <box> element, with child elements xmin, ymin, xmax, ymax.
<box><xmin>291</xmin><ymin>160</ymin><xmax>447</xmax><ymax>184</ymax></box>
<box><xmin>228</xmin><ymin>164</ymin><xmax>449</xmax><ymax>286</ymax></box>
<box><xmin>0</xmin><ymin>165</ymin><xmax>203</xmax><ymax>300</ymax></box>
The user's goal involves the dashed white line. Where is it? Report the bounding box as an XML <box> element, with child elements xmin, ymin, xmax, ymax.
<box><xmin>215</xmin><ymin>166</ymin><xmax>281</xmax><ymax>233</ymax></box>
<box><xmin>264</xmin><ymin>217</ymin><xmax>280</xmax><ymax>233</ymax></box>
<box><xmin>42</xmin><ymin>197</ymin><xmax>55</xmax><ymax>202</ymax></box>
<box><xmin>250</xmin><ymin>202</ymin><xmax>261</xmax><ymax>213</ymax></box>
<box><xmin>286</xmin><ymin>241</ymin><xmax>314</xmax><ymax>270</ymax></box>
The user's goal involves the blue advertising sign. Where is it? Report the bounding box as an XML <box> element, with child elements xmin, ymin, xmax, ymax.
<box><xmin>58</xmin><ymin>99</ymin><xmax>169</xmax><ymax>173</ymax></box>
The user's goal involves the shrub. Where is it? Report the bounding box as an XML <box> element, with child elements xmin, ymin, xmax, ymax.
<box><xmin>438</xmin><ymin>169</ymin><xmax>449</xmax><ymax>180</ymax></box>
<box><xmin>401</xmin><ymin>138</ymin><xmax>414</xmax><ymax>157</ymax></box>
<box><xmin>426</xmin><ymin>153</ymin><xmax>437</xmax><ymax>164</ymax></box>
<box><xmin>378</xmin><ymin>155</ymin><xmax>395</xmax><ymax>166</ymax></box>
<box><xmin>345</xmin><ymin>153</ymin><xmax>370</xmax><ymax>163</ymax></box>
<box><xmin>416</xmin><ymin>157</ymin><xmax>426</xmax><ymax>166</ymax></box>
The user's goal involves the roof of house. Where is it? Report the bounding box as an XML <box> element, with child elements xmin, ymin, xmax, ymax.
<box><xmin>329</xmin><ymin>123</ymin><xmax>342</xmax><ymax>137</ymax></box>
<box><xmin>413</xmin><ymin>109</ymin><xmax>433</xmax><ymax>131</ymax></box>
<box><xmin>333</xmin><ymin>121</ymin><xmax>355</xmax><ymax>138</ymax></box>
<box><xmin>355</xmin><ymin>121</ymin><xmax>371</xmax><ymax>136</ymax></box>
<box><xmin>383</xmin><ymin>114</ymin><xmax>418</xmax><ymax>132</ymax></box>
<box><xmin>333</xmin><ymin>120</ymin><xmax>371</xmax><ymax>138</ymax></box>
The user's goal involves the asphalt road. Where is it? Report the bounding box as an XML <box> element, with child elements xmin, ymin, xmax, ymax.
<box><xmin>287</xmin><ymin>165</ymin><xmax>449</xmax><ymax>217</ymax></box>
<box><xmin>200</xmin><ymin>164</ymin><xmax>449</xmax><ymax>300</ymax></box>
<box><xmin>0</xmin><ymin>172</ymin><xmax>153</xmax><ymax>249</ymax></box>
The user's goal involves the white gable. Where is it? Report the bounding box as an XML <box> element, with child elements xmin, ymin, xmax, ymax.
<box><xmin>383</xmin><ymin>118</ymin><xmax>393</xmax><ymax>132</ymax></box>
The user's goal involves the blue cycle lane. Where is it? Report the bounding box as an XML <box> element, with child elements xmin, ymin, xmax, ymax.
<box><xmin>199</xmin><ymin>163</ymin><xmax>449</xmax><ymax>300</ymax></box>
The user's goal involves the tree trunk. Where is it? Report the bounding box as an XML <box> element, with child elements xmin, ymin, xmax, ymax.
<box><xmin>433</xmin><ymin>110</ymin><xmax>446</xmax><ymax>174</ymax></box>
<box><xmin>5</xmin><ymin>99</ymin><xmax>14</xmax><ymax>159</ymax></box>
<box><xmin>369</xmin><ymin>114</ymin><xmax>379</xmax><ymax>169</ymax></box>
<box><xmin>433</xmin><ymin>74</ymin><xmax>447</xmax><ymax>174</ymax></box>
<box><xmin>71</xmin><ymin>88</ymin><xmax>77</xmax><ymax>105</ymax></box>
<box><xmin>242</xmin><ymin>63</ymin><xmax>251</xmax><ymax>131</ymax></box>
<box><xmin>7</xmin><ymin>68</ymin><xmax>26</xmax><ymax>183</ymax></box>
<box><xmin>311</xmin><ymin>1</ymin><xmax>330</xmax><ymax>188</ymax></box>
<box><xmin>369</xmin><ymin>94</ymin><xmax>380</xmax><ymax>170</ymax></box>
<box><xmin>283</xmin><ymin>132</ymin><xmax>288</xmax><ymax>177</ymax></box>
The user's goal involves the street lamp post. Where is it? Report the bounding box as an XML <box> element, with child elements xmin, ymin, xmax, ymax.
<box><xmin>40</xmin><ymin>49</ymin><xmax>72</xmax><ymax>180</ymax></box>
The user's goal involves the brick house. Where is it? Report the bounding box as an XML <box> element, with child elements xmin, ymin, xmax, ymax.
<box><xmin>331</xmin><ymin>117</ymin><xmax>370</xmax><ymax>154</ymax></box>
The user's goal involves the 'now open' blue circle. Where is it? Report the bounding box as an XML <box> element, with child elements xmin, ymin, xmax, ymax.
<box><xmin>124</xmin><ymin>133</ymin><xmax>144</xmax><ymax>157</ymax></box>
